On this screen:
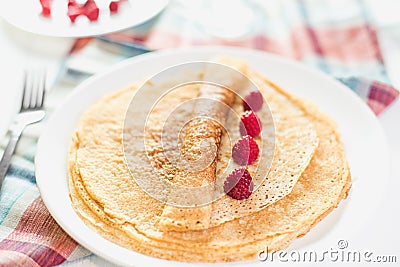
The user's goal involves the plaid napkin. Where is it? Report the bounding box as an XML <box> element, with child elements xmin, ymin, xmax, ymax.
<box><xmin>0</xmin><ymin>0</ymin><xmax>398</xmax><ymax>266</ymax></box>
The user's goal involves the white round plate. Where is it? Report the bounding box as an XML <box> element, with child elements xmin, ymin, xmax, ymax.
<box><xmin>0</xmin><ymin>0</ymin><xmax>168</xmax><ymax>37</ymax></box>
<box><xmin>36</xmin><ymin>47</ymin><xmax>389</xmax><ymax>267</ymax></box>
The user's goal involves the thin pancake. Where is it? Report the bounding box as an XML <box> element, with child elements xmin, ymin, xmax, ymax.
<box><xmin>68</xmin><ymin>59</ymin><xmax>350</xmax><ymax>262</ymax></box>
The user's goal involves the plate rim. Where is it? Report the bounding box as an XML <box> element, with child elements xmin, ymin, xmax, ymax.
<box><xmin>35</xmin><ymin>46</ymin><xmax>390</xmax><ymax>266</ymax></box>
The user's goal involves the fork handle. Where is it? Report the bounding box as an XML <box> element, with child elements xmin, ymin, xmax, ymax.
<box><xmin>0</xmin><ymin>131</ymin><xmax>23</xmax><ymax>191</ymax></box>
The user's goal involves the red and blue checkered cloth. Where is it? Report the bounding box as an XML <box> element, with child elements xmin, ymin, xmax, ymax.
<box><xmin>0</xmin><ymin>0</ymin><xmax>398</xmax><ymax>266</ymax></box>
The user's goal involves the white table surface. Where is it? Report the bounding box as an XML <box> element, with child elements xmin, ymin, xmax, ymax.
<box><xmin>0</xmin><ymin>13</ymin><xmax>399</xmax><ymax>267</ymax></box>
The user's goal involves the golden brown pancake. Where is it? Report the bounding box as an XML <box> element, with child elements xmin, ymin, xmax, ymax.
<box><xmin>68</xmin><ymin>57</ymin><xmax>350</xmax><ymax>262</ymax></box>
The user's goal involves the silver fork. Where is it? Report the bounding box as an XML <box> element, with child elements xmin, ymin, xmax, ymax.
<box><xmin>0</xmin><ymin>71</ymin><xmax>47</xmax><ymax>191</ymax></box>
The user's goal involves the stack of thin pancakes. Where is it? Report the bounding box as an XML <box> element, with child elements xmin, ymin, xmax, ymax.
<box><xmin>68</xmin><ymin>57</ymin><xmax>351</xmax><ymax>262</ymax></box>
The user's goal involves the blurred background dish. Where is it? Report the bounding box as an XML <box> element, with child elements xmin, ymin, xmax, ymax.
<box><xmin>0</xmin><ymin>0</ymin><xmax>169</xmax><ymax>37</ymax></box>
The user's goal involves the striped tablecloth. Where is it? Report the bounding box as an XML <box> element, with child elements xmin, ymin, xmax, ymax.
<box><xmin>0</xmin><ymin>0</ymin><xmax>398</xmax><ymax>266</ymax></box>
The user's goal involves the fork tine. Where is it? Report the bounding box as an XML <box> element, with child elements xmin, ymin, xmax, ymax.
<box><xmin>30</xmin><ymin>71</ymin><xmax>38</xmax><ymax>109</ymax></box>
<box><xmin>26</xmin><ymin>71</ymin><xmax>33</xmax><ymax>109</ymax></box>
<box><xmin>20</xmin><ymin>71</ymin><xmax>28</xmax><ymax>111</ymax></box>
<box><xmin>21</xmin><ymin>69</ymin><xmax>47</xmax><ymax>111</ymax></box>
<box><xmin>39</xmin><ymin>71</ymin><xmax>46</xmax><ymax>108</ymax></box>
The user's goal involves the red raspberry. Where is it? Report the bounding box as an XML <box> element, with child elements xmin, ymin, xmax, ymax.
<box><xmin>239</xmin><ymin>110</ymin><xmax>261</xmax><ymax>137</ymax></box>
<box><xmin>109</xmin><ymin>1</ymin><xmax>120</xmax><ymax>13</ymax></box>
<box><xmin>223</xmin><ymin>168</ymin><xmax>254</xmax><ymax>200</ymax></box>
<box><xmin>242</xmin><ymin>91</ymin><xmax>263</xmax><ymax>112</ymax></box>
<box><xmin>232</xmin><ymin>135</ymin><xmax>259</xmax><ymax>165</ymax></box>
<box><xmin>39</xmin><ymin>0</ymin><xmax>52</xmax><ymax>17</ymax></box>
<box><xmin>83</xmin><ymin>0</ymin><xmax>99</xmax><ymax>22</ymax></box>
<box><xmin>67</xmin><ymin>4</ymin><xmax>82</xmax><ymax>23</ymax></box>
